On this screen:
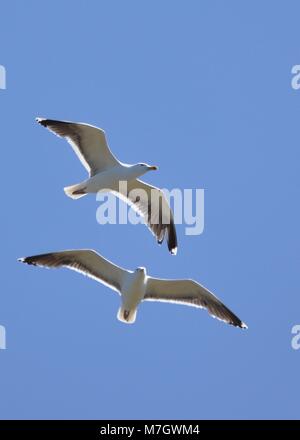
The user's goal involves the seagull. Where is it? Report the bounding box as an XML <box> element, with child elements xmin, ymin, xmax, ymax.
<box><xmin>36</xmin><ymin>118</ymin><xmax>177</xmax><ymax>254</ymax></box>
<box><xmin>19</xmin><ymin>249</ymin><xmax>247</xmax><ymax>329</ymax></box>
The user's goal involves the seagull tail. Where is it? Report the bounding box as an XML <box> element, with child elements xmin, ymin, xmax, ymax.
<box><xmin>64</xmin><ymin>182</ymin><xmax>88</xmax><ymax>200</ymax></box>
<box><xmin>117</xmin><ymin>306</ymin><xmax>137</xmax><ymax>324</ymax></box>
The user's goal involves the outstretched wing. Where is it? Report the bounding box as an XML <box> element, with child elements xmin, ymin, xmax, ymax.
<box><xmin>19</xmin><ymin>249</ymin><xmax>131</xmax><ymax>294</ymax></box>
<box><xmin>144</xmin><ymin>277</ymin><xmax>247</xmax><ymax>328</ymax></box>
<box><xmin>36</xmin><ymin>118</ymin><xmax>120</xmax><ymax>176</ymax></box>
<box><xmin>117</xmin><ymin>179</ymin><xmax>177</xmax><ymax>255</ymax></box>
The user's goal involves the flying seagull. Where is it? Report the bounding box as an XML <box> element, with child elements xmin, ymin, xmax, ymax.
<box><xmin>19</xmin><ymin>249</ymin><xmax>247</xmax><ymax>328</ymax></box>
<box><xmin>36</xmin><ymin>118</ymin><xmax>177</xmax><ymax>254</ymax></box>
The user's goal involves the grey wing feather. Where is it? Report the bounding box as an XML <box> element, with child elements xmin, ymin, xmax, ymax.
<box><xmin>19</xmin><ymin>249</ymin><xmax>131</xmax><ymax>293</ymax></box>
<box><xmin>119</xmin><ymin>179</ymin><xmax>177</xmax><ymax>255</ymax></box>
<box><xmin>144</xmin><ymin>277</ymin><xmax>247</xmax><ymax>328</ymax></box>
<box><xmin>36</xmin><ymin>118</ymin><xmax>119</xmax><ymax>176</ymax></box>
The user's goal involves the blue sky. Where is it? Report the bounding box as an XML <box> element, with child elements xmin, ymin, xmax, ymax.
<box><xmin>0</xmin><ymin>0</ymin><xmax>299</xmax><ymax>419</ymax></box>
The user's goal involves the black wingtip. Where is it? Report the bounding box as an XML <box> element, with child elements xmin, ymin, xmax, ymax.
<box><xmin>167</xmin><ymin>220</ymin><xmax>178</xmax><ymax>255</ymax></box>
<box><xmin>170</xmin><ymin>247</ymin><xmax>178</xmax><ymax>256</ymax></box>
<box><xmin>231</xmin><ymin>318</ymin><xmax>248</xmax><ymax>330</ymax></box>
<box><xmin>36</xmin><ymin>117</ymin><xmax>47</xmax><ymax>126</ymax></box>
<box><xmin>18</xmin><ymin>256</ymin><xmax>37</xmax><ymax>266</ymax></box>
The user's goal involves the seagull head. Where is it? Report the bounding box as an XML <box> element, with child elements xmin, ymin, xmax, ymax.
<box><xmin>128</xmin><ymin>163</ymin><xmax>158</xmax><ymax>179</ymax></box>
<box><xmin>138</xmin><ymin>163</ymin><xmax>158</xmax><ymax>171</ymax></box>
<box><xmin>136</xmin><ymin>266</ymin><xmax>146</xmax><ymax>274</ymax></box>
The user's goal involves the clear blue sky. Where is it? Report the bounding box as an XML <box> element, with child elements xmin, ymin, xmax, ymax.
<box><xmin>0</xmin><ymin>0</ymin><xmax>299</xmax><ymax>420</ymax></box>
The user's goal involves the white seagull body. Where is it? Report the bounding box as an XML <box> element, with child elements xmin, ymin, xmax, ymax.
<box><xmin>19</xmin><ymin>250</ymin><xmax>247</xmax><ymax>329</ymax></box>
<box><xmin>36</xmin><ymin>118</ymin><xmax>177</xmax><ymax>254</ymax></box>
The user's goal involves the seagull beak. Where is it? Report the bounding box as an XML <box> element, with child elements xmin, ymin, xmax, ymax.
<box><xmin>148</xmin><ymin>165</ymin><xmax>158</xmax><ymax>171</ymax></box>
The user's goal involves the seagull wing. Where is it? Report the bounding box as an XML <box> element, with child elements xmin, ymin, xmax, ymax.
<box><xmin>116</xmin><ymin>179</ymin><xmax>177</xmax><ymax>255</ymax></box>
<box><xmin>36</xmin><ymin>118</ymin><xmax>120</xmax><ymax>176</ymax></box>
<box><xmin>144</xmin><ymin>277</ymin><xmax>247</xmax><ymax>328</ymax></box>
<box><xmin>19</xmin><ymin>249</ymin><xmax>131</xmax><ymax>294</ymax></box>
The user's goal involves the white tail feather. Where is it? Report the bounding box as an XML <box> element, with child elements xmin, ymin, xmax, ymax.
<box><xmin>117</xmin><ymin>307</ymin><xmax>137</xmax><ymax>324</ymax></box>
<box><xmin>64</xmin><ymin>183</ymin><xmax>87</xmax><ymax>200</ymax></box>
